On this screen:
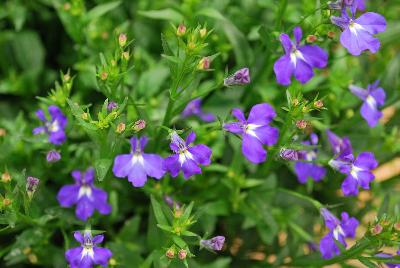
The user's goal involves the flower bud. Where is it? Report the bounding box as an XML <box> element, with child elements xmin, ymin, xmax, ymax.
<box><xmin>280</xmin><ymin>148</ymin><xmax>299</xmax><ymax>161</ymax></box>
<box><xmin>314</xmin><ymin>100</ymin><xmax>324</xmax><ymax>109</ymax></box>
<box><xmin>46</xmin><ymin>150</ymin><xmax>61</xmax><ymax>163</ymax></box>
<box><xmin>109</xmin><ymin>258</ymin><xmax>117</xmax><ymax>266</ymax></box>
<box><xmin>81</xmin><ymin>112</ymin><xmax>89</xmax><ymax>120</ymax></box>
<box><xmin>296</xmin><ymin>120</ymin><xmax>307</xmax><ymax>130</ymax></box>
<box><xmin>187</xmin><ymin>42</ymin><xmax>196</xmax><ymax>50</ymax></box>
<box><xmin>0</xmin><ymin>128</ymin><xmax>6</xmax><ymax>137</ymax></box>
<box><xmin>198</xmin><ymin>57</ymin><xmax>210</xmax><ymax>70</ymax></box>
<box><xmin>371</xmin><ymin>224</ymin><xmax>383</xmax><ymax>235</ymax></box>
<box><xmin>122</xmin><ymin>51</ymin><xmax>130</xmax><ymax>61</ymax></box>
<box><xmin>107</xmin><ymin>101</ymin><xmax>118</xmax><ymax>112</ymax></box>
<box><xmin>100</xmin><ymin>71</ymin><xmax>108</xmax><ymax>81</ymax></box>
<box><xmin>23</xmin><ymin>247</ymin><xmax>32</xmax><ymax>255</ymax></box>
<box><xmin>116</xmin><ymin>122</ymin><xmax>126</xmax><ymax>133</ymax></box>
<box><xmin>133</xmin><ymin>119</ymin><xmax>146</xmax><ymax>132</ymax></box>
<box><xmin>118</xmin><ymin>33</ymin><xmax>127</xmax><ymax>47</ymax></box>
<box><xmin>306</xmin><ymin>35</ymin><xmax>317</xmax><ymax>43</ymax></box>
<box><xmin>178</xmin><ymin>249</ymin><xmax>187</xmax><ymax>260</ymax></box>
<box><xmin>176</xmin><ymin>24</ymin><xmax>186</xmax><ymax>36</ymax></box>
<box><xmin>63</xmin><ymin>3</ymin><xmax>71</xmax><ymax>11</ymax></box>
<box><xmin>224</xmin><ymin>68</ymin><xmax>250</xmax><ymax>86</ymax></box>
<box><xmin>28</xmin><ymin>254</ymin><xmax>38</xmax><ymax>264</ymax></box>
<box><xmin>200</xmin><ymin>28</ymin><xmax>207</xmax><ymax>38</ymax></box>
<box><xmin>1</xmin><ymin>172</ymin><xmax>11</xmax><ymax>183</ymax></box>
<box><xmin>292</xmin><ymin>99</ymin><xmax>300</xmax><ymax>106</ymax></box>
<box><xmin>394</xmin><ymin>222</ymin><xmax>400</xmax><ymax>231</ymax></box>
<box><xmin>26</xmin><ymin>176</ymin><xmax>40</xmax><ymax>199</ymax></box>
<box><xmin>200</xmin><ymin>236</ymin><xmax>225</xmax><ymax>251</ymax></box>
<box><xmin>63</xmin><ymin>73</ymin><xmax>71</xmax><ymax>82</ymax></box>
<box><xmin>166</xmin><ymin>248</ymin><xmax>175</xmax><ymax>259</ymax></box>
<box><xmin>302</xmin><ymin>106</ymin><xmax>309</xmax><ymax>113</ymax></box>
<box><xmin>327</xmin><ymin>31</ymin><xmax>336</xmax><ymax>39</ymax></box>
<box><xmin>3</xmin><ymin>198</ymin><xmax>12</xmax><ymax>207</ymax></box>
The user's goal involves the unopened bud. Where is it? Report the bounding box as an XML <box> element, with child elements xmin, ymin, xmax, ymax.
<box><xmin>314</xmin><ymin>100</ymin><xmax>324</xmax><ymax>109</ymax></box>
<box><xmin>3</xmin><ymin>198</ymin><xmax>12</xmax><ymax>207</ymax></box>
<box><xmin>280</xmin><ymin>148</ymin><xmax>299</xmax><ymax>161</ymax></box>
<box><xmin>306</xmin><ymin>35</ymin><xmax>317</xmax><ymax>43</ymax></box>
<box><xmin>1</xmin><ymin>172</ymin><xmax>11</xmax><ymax>183</ymax></box>
<box><xmin>371</xmin><ymin>224</ymin><xmax>383</xmax><ymax>235</ymax></box>
<box><xmin>200</xmin><ymin>28</ymin><xmax>207</xmax><ymax>38</ymax></box>
<box><xmin>302</xmin><ymin>106</ymin><xmax>309</xmax><ymax>113</ymax></box>
<box><xmin>178</xmin><ymin>249</ymin><xmax>187</xmax><ymax>260</ymax></box>
<box><xmin>292</xmin><ymin>99</ymin><xmax>300</xmax><ymax>106</ymax></box>
<box><xmin>63</xmin><ymin>73</ymin><xmax>70</xmax><ymax>82</ymax></box>
<box><xmin>111</xmin><ymin>60</ymin><xmax>116</xmax><ymax>66</ymax></box>
<box><xmin>394</xmin><ymin>222</ymin><xmax>400</xmax><ymax>231</ymax></box>
<box><xmin>46</xmin><ymin>150</ymin><xmax>61</xmax><ymax>163</ymax></box>
<box><xmin>327</xmin><ymin>31</ymin><xmax>336</xmax><ymax>39</ymax></box>
<box><xmin>174</xmin><ymin>209</ymin><xmax>183</xmax><ymax>218</ymax></box>
<box><xmin>0</xmin><ymin>128</ymin><xmax>6</xmax><ymax>137</ymax></box>
<box><xmin>116</xmin><ymin>122</ymin><xmax>126</xmax><ymax>133</ymax></box>
<box><xmin>26</xmin><ymin>176</ymin><xmax>40</xmax><ymax>199</ymax></box>
<box><xmin>118</xmin><ymin>33</ymin><xmax>127</xmax><ymax>47</ymax></box>
<box><xmin>133</xmin><ymin>119</ymin><xmax>146</xmax><ymax>132</ymax></box>
<box><xmin>28</xmin><ymin>254</ymin><xmax>38</xmax><ymax>264</ymax></box>
<box><xmin>107</xmin><ymin>101</ymin><xmax>118</xmax><ymax>112</ymax></box>
<box><xmin>176</xmin><ymin>24</ymin><xmax>186</xmax><ymax>36</ymax></box>
<box><xmin>296</xmin><ymin>120</ymin><xmax>307</xmax><ymax>129</ymax></box>
<box><xmin>122</xmin><ymin>51</ymin><xmax>130</xmax><ymax>61</ymax></box>
<box><xmin>81</xmin><ymin>112</ymin><xmax>89</xmax><ymax>120</ymax></box>
<box><xmin>109</xmin><ymin>258</ymin><xmax>117</xmax><ymax>266</ymax></box>
<box><xmin>63</xmin><ymin>3</ymin><xmax>71</xmax><ymax>11</ymax></box>
<box><xmin>198</xmin><ymin>57</ymin><xmax>210</xmax><ymax>70</ymax></box>
<box><xmin>100</xmin><ymin>71</ymin><xmax>108</xmax><ymax>81</ymax></box>
<box><xmin>166</xmin><ymin>248</ymin><xmax>175</xmax><ymax>259</ymax></box>
<box><xmin>23</xmin><ymin>247</ymin><xmax>32</xmax><ymax>255</ymax></box>
<box><xmin>188</xmin><ymin>42</ymin><xmax>196</xmax><ymax>50</ymax></box>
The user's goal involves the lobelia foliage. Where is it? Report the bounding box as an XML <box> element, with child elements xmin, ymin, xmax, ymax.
<box><xmin>0</xmin><ymin>0</ymin><xmax>400</xmax><ymax>267</ymax></box>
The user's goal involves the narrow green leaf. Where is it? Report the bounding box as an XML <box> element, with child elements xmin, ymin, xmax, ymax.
<box><xmin>150</xmin><ymin>195</ymin><xmax>168</xmax><ymax>226</ymax></box>
<box><xmin>86</xmin><ymin>1</ymin><xmax>121</xmax><ymax>22</ymax></box>
<box><xmin>138</xmin><ymin>9</ymin><xmax>184</xmax><ymax>23</ymax></box>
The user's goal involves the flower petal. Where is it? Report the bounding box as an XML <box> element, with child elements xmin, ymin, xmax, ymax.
<box><xmin>142</xmin><ymin>153</ymin><xmax>165</xmax><ymax>179</ymax></box>
<box><xmin>163</xmin><ymin>155</ymin><xmax>180</xmax><ymax>177</ymax></box>
<box><xmin>320</xmin><ymin>233</ymin><xmax>340</xmax><ymax>259</ymax></box>
<box><xmin>112</xmin><ymin>154</ymin><xmax>133</xmax><ymax>178</ymax></box>
<box><xmin>294</xmin><ymin>59</ymin><xmax>314</xmax><ymax>84</ymax></box>
<box><xmin>293</xmin><ymin>26</ymin><xmax>302</xmax><ymax>46</ymax></box>
<box><xmin>360</xmin><ymin>100</ymin><xmax>382</xmax><ymax>127</ymax></box>
<box><xmin>298</xmin><ymin>45</ymin><xmax>328</xmax><ymax>68</ymax></box>
<box><xmin>93</xmin><ymin>247</ymin><xmax>112</xmax><ymax>267</ymax></box>
<box><xmin>355</xmin><ymin>12</ymin><xmax>387</xmax><ymax>34</ymax></box>
<box><xmin>186</xmin><ymin>131</ymin><xmax>196</xmax><ymax>145</ymax></box>
<box><xmin>57</xmin><ymin>185</ymin><xmax>80</xmax><ymax>207</ymax></box>
<box><xmin>354</xmin><ymin>152</ymin><xmax>378</xmax><ymax>170</ymax></box>
<box><xmin>76</xmin><ymin>196</ymin><xmax>95</xmax><ymax>221</ymax></box>
<box><xmin>223</xmin><ymin>122</ymin><xmax>243</xmax><ymax>134</ymax></box>
<box><xmin>73</xmin><ymin>231</ymin><xmax>84</xmax><ymax>243</ymax></box>
<box><xmin>242</xmin><ymin>134</ymin><xmax>266</xmax><ymax>164</ymax></box>
<box><xmin>92</xmin><ymin>188</ymin><xmax>112</xmax><ymax>214</ymax></box>
<box><xmin>247</xmin><ymin>103</ymin><xmax>277</xmax><ymax>125</ymax></box>
<box><xmin>274</xmin><ymin>55</ymin><xmax>294</xmax><ymax>86</ymax></box>
<box><xmin>188</xmin><ymin>144</ymin><xmax>212</xmax><ymax>166</ymax></box>
<box><xmin>182</xmin><ymin>158</ymin><xmax>202</xmax><ymax>178</ymax></box>
<box><xmin>231</xmin><ymin>108</ymin><xmax>246</xmax><ymax>122</ymax></box>
<box><xmin>92</xmin><ymin>234</ymin><xmax>104</xmax><ymax>245</ymax></box>
<box><xmin>48</xmin><ymin>130</ymin><xmax>66</xmax><ymax>145</ymax></box>
<box><xmin>279</xmin><ymin>33</ymin><xmax>293</xmax><ymax>55</ymax></box>
<box><xmin>370</xmin><ymin>87</ymin><xmax>386</xmax><ymax>106</ymax></box>
<box><xmin>349</xmin><ymin>85</ymin><xmax>368</xmax><ymax>100</ymax></box>
<box><xmin>252</xmin><ymin>125</ymin><xmax>279</xmax><ymax>146</ymax></box>
<box><xmin>127</xmin><ymin>162</ymin><xmax>147</xmax><ymax>187</ymax></box>
<box><xmin>341</xmin><ymin>175</ymin><xmax>359</xmax><ymax>196</ymax></box>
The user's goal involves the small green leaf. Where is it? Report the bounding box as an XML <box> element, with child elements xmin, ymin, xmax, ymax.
<box><xmin>86</xmin><ymin>1</ymin><xmax>121</xmax><ymax>22</ymax></box>
<box><xmin>150</xmin><ymin>195</ymin><xmax>168</xmax><ymax>226</ymax></box>
<box><xmin>94</xmin><ymin>158</ymin><xmax>112</xmax><ymax>181</ymax></box>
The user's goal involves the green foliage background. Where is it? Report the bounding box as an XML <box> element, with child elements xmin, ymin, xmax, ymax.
<box><xmin>0</xmin><ymin>0</ymin><xmax>400</xmax><ymax>267</ymax></box>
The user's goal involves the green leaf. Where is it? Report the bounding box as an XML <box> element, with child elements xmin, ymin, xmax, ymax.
<box><xmin>172</xmin><ymin>235</ymin><xmax>187</xmax><ymax>248</ymax></box>
<box><xmin>181</xmin><ymin>202</ymin><xmax>194</xmax><ymax>222</ymax></box>
<box><xmin>150</xmin><ymin>195</ymin><xmax>168</xmax><ymax>226</ymax></box>
<box><xmin>138</xmin><ymin>9</ymin><xmax>184</xmax><ymax>23</ymax></box>
<box><xmin>85</xmin><ymin>1</ymin><xmax>121</xmax><ymax>22</ymax></box>
<box><xmin>66</xmin><ymin>99</ymin><xmax>98</xmax><ymax>131</ymax></box>
<box><xmin>156</xmin><ymin>224</ymin><xmax>173</xmax><ymax>232</ymax></box>
<box><xmin>94</xmin><ymin>158</ymin><xmax>112</xmax><ymax>181</ymax></box>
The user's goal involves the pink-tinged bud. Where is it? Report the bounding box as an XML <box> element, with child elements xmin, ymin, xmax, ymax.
<box><xmin>292</xmin><ymin>99</ymin><xmax>300</xmax><ymax>106</ymax></box>
<box><xmin>371</xmin><ymin>224</ymin><xmax>383</xmax><ymax>235</ymax></box>
<box><xmin>394</xmin><ymin>222</ymin><xmax>400</xmax><ymax>231</ymax></box>
<box><xmin>327</xmin><ymin>31</ymin><xmax>336</xmax><ymax>39</ymax></box>
<box><xmin>100</xmin><ymin>71</ymin><xmax>108</xmax><ymax>81</ymax></box>
<box><xmin>296</xmin><ymin>120</ymin><xmax>307</xmax><ymax>130</ymax></box>
<box><xmin>1</xmin><ymin>172</ymin><xmax>11</xmax><ymax>183</ymax></box>
<box><xmin>26</xmin><ymin>176</ymin><xmax>39</xmax><ymax>199</ymax></box>
<box><xmin>118</xmin><ymin>33</ymin><xmax>127</xmax><ymax>47</ymax></box>
<box><xmin>178</xmin><ymin>249</ymin><xmax>187</xmax><ymax>260</ymax></box>
<box><xmin>63</xmin><ymin>3</ymin><xmax>71</xmax><ymax>11</ymax></box>
<box><xmin>63</xmin><ymin>73</ymin><xmax>70</xmax><ymax>82</ymax></box>
<box><xmin>176</xmin><ymin>24</ymin><xmax>186</xmax><ymax>36</ymax></box>
<box><xmin>198</xmin><ymin>57</ymin><xmax>210</xmax><ymax>70</ymax></box>
<box><xmin>314</xmin><ymin>100</ymin><xmax>324</xmax><ymax>109</ymax></box>
<box><xmin>306</xmin><ymin>35</ymin><xmax>317</xmax><ymax>43</ymax></box>
<box><xmin>166</xmin><ymin>248</ymin><xmax>175</xmax><ymax>259</ymax></box>
<box><xmin>116</xmin><ymin>122</ymin><xmax>126</xmax><ymax>133</ymax></box>
<box><xmin>0</xmin><ymin>128</ymin><xmax>6</xmax><ymax>137</ymax></box>
<box><xmin>122</xmin><ymin>51</ymin><xmax>130</xmax><ymax>61</ymax></box>
<box><xmin>133</xmin><ymin>119</ymin><xmax>146</xmax><ymax>132</ymax></box>
<box><xmin>46</xmin><ymin>150</ymin><xmax>61</xmax><ymax>163</ymax></box>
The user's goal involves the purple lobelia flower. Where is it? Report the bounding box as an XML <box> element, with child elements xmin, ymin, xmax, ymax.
<box><xmin>273</xmin><ymin>26</ymin><xmax>328</xmax><ymax>86</ymax></box>
<box><xmin>163</xmin><ymin>131</ymin><xmax>212</xmax><ymax>179</ymax></box>
<box><xmin>328</xmin><ymin>0</ymin><xmax>366</xmax><ymax>11</ymax></box>
<box><xmin>46</xmin><ymin>150</ymin><xmax>61</xmax><ymax>163</ymax></box>
<box><xmin>57</xmin><ymin>168</ymin><xmax>111</xmax><ymax>221</ymax></box>
<box><xmin>319</xmin><ymin>208</ymin><xmax>359</xmax><ymax>259</ymax></box>
<box><xmin>326</xmin><ymin>129</ymin><xmax>353</xmax><ymax>158</ymax></box>
<box><xmin>294</xmin><ymin>133</ymin><xmax>326</xmax><ymax>184</ymax></box>
<box><xmin>224</xmin><ymin>68</ymin><xmax>250</xmax><ymax>86</ymax></box>
<box><xmin>331</xmin><ymin>8</ymin><xmax>386</xmax><ymax>56</ymax></box>
<box><xmin>33</xmin><ymin>105</ymin><xmax>67</xmax><ymax>145</ymax></box>
<box><xmin>280</xmin><ymin>148</ymin><xmax>299</xmax><ymax>161</ymax></box>
<box><xmin>112</xmin><ymin>136</ymin><xmax>164</xmax><ymax>187</ymax></box>
<box><xmin>181</xmin><ymin>98</ymin><xmax>216</xmax><ymax>122</ymax></box>
<box><xmin>224</xmin><ymin>103</ymin><xmax>279</xmax><ymax>164</ymax></box>
<box><xmin>65</xmin><ymin>230</ymin><xmax>112</xmax><ymax>268</ymax></box>
<box><xmin>107</xmin><ymin>101</ymin><xmax>118</xmax><ymax>112</ymax></box>
<box><xmin>349</xmin><ymin>80</ymin><xmax>386</xmax><ymax>127</ymax></box>
<box><xmin>329</xmin><ymin>151</ymin><xmax>378</xmax><ymax>196</ymax></box>
<box><xmin>201</xmin><ymin>236</ymin><xmax>225</xmax><ymax>251</ymax></box>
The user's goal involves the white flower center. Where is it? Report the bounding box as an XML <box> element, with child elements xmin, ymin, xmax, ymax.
<box><xmin>245</xmin><ymin>124</ymin><xmax>260</xmax><ymax>138</ymax></box>
<box><xmin>47</xmin><ymin>120</ymin><xmax>60</xmax><ymax>132</ymax></box>
<box><xmin>131</xmin><ymin>153</ymin><xmax>144</xmax><ymax>165</ymax></box>
<box><xmin>366</xmin><ymin>95</ymin><xmax>377</xmax><ymax>109</ymax></box>
<box><xmin>290</xmin><ymin>49</ymin><xmax>306</xmax><ymax>67</ymax></box>
<box><xmin>350</xmin><ymin>165</ymin><xmax>363</xmax><ymax>181</ymax></box>
<box><xmin>333</xmin><ymin>225</ymin><xmax>345</xmax><ymax>241</ymax></box>
<box><xmin>179</xmin><ymin>150</ymin><xmax>194</xmax><ymax>166</ymax></box>
<box><xmin>81</xmin><ymin>246</ymin><xmax>94</xmax><ymax>260</ymax></box>
<box><xmin>78</xmin><ymin>185</ymin><xmax>92</xmax><ymax>199</ymax></box>
<box><xmin>349</xmin><ymin>21</ymin><xmax>365</xmax><ymax>36</ymax></box>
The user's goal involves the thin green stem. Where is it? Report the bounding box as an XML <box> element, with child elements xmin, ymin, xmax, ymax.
<box><xmin>278</xmin><ymin>188</ymin><xmax>323</xmax><ymax>210</ymax></box>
